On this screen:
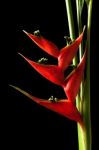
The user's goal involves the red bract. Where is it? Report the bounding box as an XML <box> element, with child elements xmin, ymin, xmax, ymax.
<box><xmin>10</xmin><ymin>85</ymin><xmax>83</xmax><ymax>127</ymax></box>
<box><xmin>58</xmin><ymin>28</ymin><xmax>85</xmax><ymax>71</ymax></box>
<box><xmin>23</xmin><ymin>30</ymin><xmax>60</xmax><ymax>58</ymax></box>
<box><xmin>19</xmin><ymin>53</ymin><xmax>64</xmax><ymax>86</ymax></box>
<box><xmin>63</xmin><ymin>50</ymin><xmax>86</xmax><ymax>103</ymax></box>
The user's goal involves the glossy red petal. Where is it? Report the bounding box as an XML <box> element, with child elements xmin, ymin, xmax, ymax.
<box><xmin>19</xmin><ymin>53</ymin><xmax>64</xmax><ymax>86</ymax></box>
<box><xmin>58</xmin><ymin>28</ymin><xmax>85</xmax><ymax>71</ymax></box>
<box><xmin>63</xmin><ymin>50</ymin><xmax>86</xmax><ymax>102</ymax></box>
<box><xmin>23</xmin><ymin>30</ymin><xmax>60</xmax><ymax>58</ymax></box>
<box><xmin>10</xmin><ymin>85</ymin><xmax>83</xmax><ymax>126</ymax></box>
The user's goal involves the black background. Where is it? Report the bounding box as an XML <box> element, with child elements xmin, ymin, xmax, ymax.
<box><xmin>6</xmin><ymin>0</ymin><xmax>98</xmax><ymax>149</ymax></box>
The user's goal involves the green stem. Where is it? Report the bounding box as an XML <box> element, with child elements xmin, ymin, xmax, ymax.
<box><xmin>83</xmin><ymin>1</ymin><xmax>93</xmax><ymax>150</ymax></box>
<box><xmin>76</xmin><ymin>1</ymin><xmax>93</xmax><ymax>150</ymax></box>
<box><xmin>76</xmin><ymin>0</ymin><xmax>83</xmax><ymax>108</ymax></box>
<box><xmin>65</xmin><ymin>0</ymin><xmax>93</xmax><ymax>150</ymax></box>
<box><xmin>76</xmin><ymin>0</ymin><xmax>83</xmax><ymax>59</ymax></box>
<box><xmin>76</xmin><ymin>1</ymin><xmax>85</xmax><ymax>150</ymax></box>
<box><xmin>65</xmin><ymin>0</ymin><xmax>78</xmax><ymax>65</ymax></box>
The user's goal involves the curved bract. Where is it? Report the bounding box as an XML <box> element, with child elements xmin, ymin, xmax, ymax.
<box><xmin>19</xmin><ymin>53</ymin><xmax>64</xmax><ymax>86</ymax></box>
<box><xmin>58</xmin><ymin>28</ymin><xmax>85</xmax><ymax>71</ymax></box>
<box><xmin>23</xmin><ymin>30</ymin><xmax>60</xmax><ymax>58</ymax></box>
<box><xmin>10</xmin><ymin>85</ymin><xmax>83</xmax><ymax>127</ymax></box>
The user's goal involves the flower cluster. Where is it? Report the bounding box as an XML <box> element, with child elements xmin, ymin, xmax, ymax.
<box><xmin>15</xmin><ymin>28</ymin><xmax>86</xmax><ymax>128</ymax></box>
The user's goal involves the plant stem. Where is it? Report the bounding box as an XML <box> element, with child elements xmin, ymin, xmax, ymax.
<box><xmin>82</xmin><ymin>1</ymin><xmax>93</xmax><ymax>150</ymax></box>
<box><xmin>76</xmin><ymin>1</ymin><xmax>85</xmax><ymax>150</ymax></box>
<box><xmin>76</xmin><ymin>1</ymin><xmax>83</xmax><ymax>59</ymax></box>
<box><xmin>76</xmin><ymin>0</ymin><xmax>83</xmax><ymax>101</ymax></box>
<box><xmin>76</xmin><ymin>0</ymin><xmax>93</xmax><ymax>150</ymax></box>
<box><xmin>65</xmin><ymin>0</ymin><xmax>93</xmax><ymax>150</ymax></box>
<box><xmin>65</xmin><ymin>0</ymin><xmax>78</xmax><ymax>65</ymax></box>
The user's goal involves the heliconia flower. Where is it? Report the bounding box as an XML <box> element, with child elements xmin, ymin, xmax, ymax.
<box><xmin>11</xmin><ymin>27</ymin><xmax>86</xmax><ymax>130</ymax></box>
<box><xmin>10</xmin><ymin>85</ymin><xmax>83</xmax><ymax>128</ymax></box>
<box><xmin>23</xmin><ymin>27</ymin><xmax>85</xmax><ymax>71</ymax></box>
<box><xmin>19</xmin><ymin>53</ymin><xmax>64</xmax><ymax>86</ymax></box>
<box><xmin>23</xmin><ymin>30</ymin><xmax>60</xmax><ymax>58</ymax></box>
<box><xmin>62</xmin><ymin>50</ymin><xmax>86</xmax><ymax>103</ymax></box>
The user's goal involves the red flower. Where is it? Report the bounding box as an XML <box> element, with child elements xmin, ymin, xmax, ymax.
<box><xmin>11</xmin><ymin>28</ymin><xmax>86</xmax><ymax>129</ymax></box>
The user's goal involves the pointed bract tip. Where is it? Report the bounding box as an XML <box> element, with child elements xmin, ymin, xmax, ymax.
<box><xmin>9</xmin><ymin>84</ymin><xmax>19</xmax><ymax>91</ymax></box>
<box><xmin>18</xmin><ymin>52</ymin><xmax>28</xmax><ymax>61</ymax></box>
<box><xmin>18</xmin><ymin>52</ymin><xmax>24</xmax><ymax>57</ymax></box>
<box><xmin>9</xmin><ymin>84</ymin><xmax>13</xmax><ymax>88</ymax></box>
<box><xmin>23</xmin><ymin>30</ymin><xmax>28</xmax><ymax>35</ymax></box>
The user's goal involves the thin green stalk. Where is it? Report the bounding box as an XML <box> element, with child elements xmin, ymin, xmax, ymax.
<box><xmin>76</xmin><ymin>1</ymin><xmax>85</xmax><ymax>150</ymax></box>
<box><xmin>76</xmin><ymin>0</ymin><xmax>93</xmax><ymax>150</ymax></box>
<box><xmin>65</xmin><ymin>0</ymin><xmax>78</xmax><ymax>65</ymax></box>
<box><xmin>76</xmin><ymin>6</ymin><xmax>83</xmax><ymax>59</ymax></box>
<box><xmin>83</xmin><ymin>1</ymin><xmax>93</xmax><ymax>150</ymax></box>
<box><xmin>76</xmin><ymin>0</ymin><xmax>83</xmax><ymax>101</ymax></box>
